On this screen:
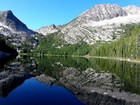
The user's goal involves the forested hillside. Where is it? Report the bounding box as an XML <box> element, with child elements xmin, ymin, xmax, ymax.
<box><xmin>90</xmin><ymin>24</ymin><xmax>140</xmax><ymax>59</ymax></box>
<box><xmin>35</xmin><ymin>24</ymin><xmax>140</xmax><ymax>59</ymax></box>
<box><xmin>35</xmin><ymin>32</ymin><xmax>91</xmax><ymax>56</ymax></box>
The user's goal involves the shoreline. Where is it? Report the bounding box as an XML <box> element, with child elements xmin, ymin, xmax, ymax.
<box><xmin>20</xmin><ymin>52</ymin><xmax>140</xmax><ymax>64</ymax></box>
<box><xmin>84</xmin><ymin>55</ymin><xmax>140</xmax><ymax>64</ymax></box>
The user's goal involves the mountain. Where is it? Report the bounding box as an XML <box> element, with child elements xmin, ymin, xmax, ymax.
<box><xmin>74</xmin><ymin>4</ymin><xmax>127</xmax><ymax>22</ymax></box>
<box><xmin>37</xmin><ymin>4</ymin><xmax>140</xmax><ymax>45</ymax></box>
<box><xmin>36</xmin><ymin>24</ymin><xmax>59</xmax><ymax>35</ymax></box>
<box><xmin>123</xmin><ymin>5</ymin><xmax>140</xmax><ymax>14</ymax></box>
<box><xmin>0</xmin><ymin>10</ymin><xmax>36</xmax><ymax>46</ymax></box>
<box><xmin>0</xmin><ymin>10</ymin><xmax>34</xmax><ymax>33</ymax></box>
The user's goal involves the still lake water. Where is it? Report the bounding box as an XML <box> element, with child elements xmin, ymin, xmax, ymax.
<box><xmin>0</xmin><ymin>78</ymin><xmax>84</xmax><ymax>105</ymax></box>
<box><xmin>0</xmin><ymin>56</ymin><xmax>140</xmax><ymax>105</ymax></box>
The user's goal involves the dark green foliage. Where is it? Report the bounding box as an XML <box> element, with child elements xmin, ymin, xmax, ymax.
<box><xmin>20</xmin><ymin>42</ymin><xmax>32</xmax><ymax>53</ymax></box>
<box><xmin>0</xmin><ymin>35</ymin><xmax>17</xmax><ymax>55</ymax></box>
<box><xmin>19</xmin><ymin>35</ymin><xmax>38</xmax><ymax>54</ymax></box>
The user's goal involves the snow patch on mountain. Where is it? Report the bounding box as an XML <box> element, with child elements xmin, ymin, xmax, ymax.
<box><xmin>85</xmin><ymin>14</ymin><xmax>140</xmax><ymax>27</ymax></box>
<box><xmin>123</xmin><ymin>5</ymin><xmax>140</xmax><ymax>15</ymax></box>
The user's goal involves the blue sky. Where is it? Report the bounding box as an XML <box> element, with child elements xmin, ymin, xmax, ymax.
<box><xmin>0</xmin><ymin>0</ymin><xmax>139</xmax><ymax>30</ymax></box>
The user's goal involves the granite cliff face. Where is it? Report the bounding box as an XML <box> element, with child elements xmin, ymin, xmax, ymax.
<box><xmin>61</xmin><ymin>4</ymin><xmax>140</xmax><ymax>44</ymax></box>
<box><xmin>37</xmin><ymin>4</ymin><xmax>140</xmax><ymax>44</ymax></box>
<box><xmin>76</xmin><ymin>4</ymin><xmax>127</xmax><ymax>22</ymax></box>
<box><xmin>0</xmin><ymin>10</ymin><xmax>36</xmax><ymax>46</ymax></box>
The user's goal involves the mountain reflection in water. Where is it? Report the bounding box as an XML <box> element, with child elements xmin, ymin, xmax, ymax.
<box><xmin>0</xmin><ymin>56</ymin><xmax>140</xmax><ymax>105</ymax></box>
<box><xmin>0</xmin><ymin>56</ymin><xmax>85</xmax><ymax>105</ymax></box>
<box><xmin>0</xmin><ymin>78</ymin><xmax>84</xmax><ymax>105</ymax></box>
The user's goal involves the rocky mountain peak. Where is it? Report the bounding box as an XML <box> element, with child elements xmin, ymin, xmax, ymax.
<box><xmin>60</xmin><ymin>4</ymin><xmax>140</xmax><ymax>44</ymax></box>
<box><xmin>0</xmin><ymin>10</ymin><xmax>37</xmax><ymax>46</ymax></box>
<box><xmin>0</xmin><ymin>10</ymin><xmax>29</xmax><ymax>32</ymax></box>
<box><xmin>123</xmin><ymin>5</ymin><xmax>140</xmax><ymax>15</ymax></box>
<box><xmin>49</xmin><ymin>24</ymin><xmax>56</xmax><ymax>29</ymax></box>
<box><xmin>36</xmin><ymin>24</ymin><xmax>59</xmax><ymax>35</ymax></box>
<box><xmin>36</xmin><ymin>4</ymin><xmax>140</xmax><ymax>45</ymax></box>
<box><xmin>80</xmin><ymin>4</ymin><xmax>127</xmax><ymax>22</ymax></box>
<box><xmin>0</xmin><ymin>10</ymin><xmax>13</xmax><ymax>17</ymax></box>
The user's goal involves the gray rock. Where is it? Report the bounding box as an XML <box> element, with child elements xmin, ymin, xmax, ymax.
<box><xmin>35</xmin><ymin>74</ymin><xmax>56</xmax><ymax>85</ymax></box>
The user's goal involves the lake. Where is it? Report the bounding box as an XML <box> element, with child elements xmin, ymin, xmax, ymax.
<box><xmin>0</xmin><ymin>56</ymin><xmax>140</xmax><ymax>105</ymax></box>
